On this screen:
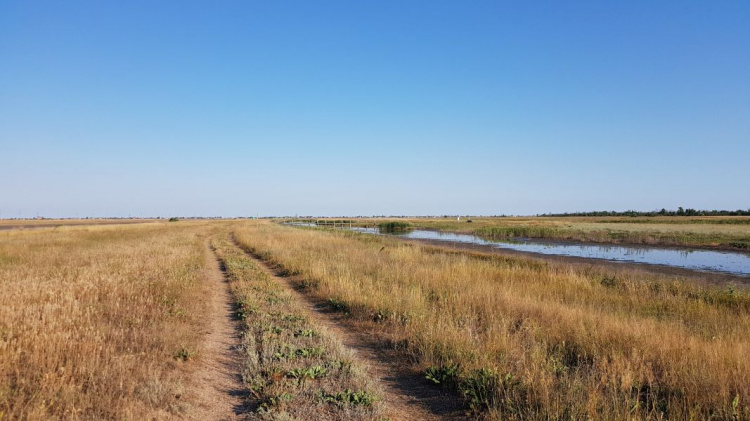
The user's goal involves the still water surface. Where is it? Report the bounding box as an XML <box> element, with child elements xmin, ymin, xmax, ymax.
<box><xmin>340</xmin><ymin>227</ymin><xmax>750</xmax><ymax>277</ymax></box>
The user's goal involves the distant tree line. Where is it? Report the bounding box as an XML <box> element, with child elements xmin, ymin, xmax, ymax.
<box><xmin>540</xmin><ymin>208</ymin><xmax>750</xmax><ymax>217</ymax></box>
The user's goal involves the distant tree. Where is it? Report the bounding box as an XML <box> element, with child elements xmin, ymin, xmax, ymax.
<box><xmin>540</xmin><ymin>207</ymin><xmax>750</xmax><ymax>217</ymax></box>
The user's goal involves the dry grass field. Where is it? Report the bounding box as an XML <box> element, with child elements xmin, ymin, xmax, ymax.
<box><xmin>3</xmin><ymin>219</ymin><xmax>748</xmax><ymax>420</ymax></box>
<box><xmin>0</xmin><ymin>219</ymin><xmax>158</xmax><ymax>231</ymax></box>
<box><xmin>235</xmin><ymin>221</ymin><xmax>750</xmax><ymax>420</ymax></box>
<box><xmin>0</xmin><ymin>222</ymin><xmax>214</xmax><ymax>419</ymax></box>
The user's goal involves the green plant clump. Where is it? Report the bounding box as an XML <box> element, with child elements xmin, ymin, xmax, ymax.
<box><xmin>327</xmin><ymin>297</ymin><xmax>350</xmax><ymax>313</ymax></box>
<box><xmin>377</xmin><ymin>221</ymin><xmax>411</xmax><ymax>233</ymax></box>
<box><xmin>173</xmin><ymin>347</ymin><xmax>195</xmax><ymax>361</ymax></box>
<box><xmin>288</xmin><ymin>365</ymin><xmax>328</xmax><ymax>382</ymax></box>
<box><xmin>319</xmin><ymin>389</ymin><xmax>378</xmax><ymax>407</ymax></box>
<box><xmin>425</xmin><ymin>363</ymin><xmax>461</xmax><ymax>387</ymax></box>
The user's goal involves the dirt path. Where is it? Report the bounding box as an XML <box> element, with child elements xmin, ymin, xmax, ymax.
<box><xmin>235</xmin><ymin>243</ymin><xmax>466</xmax><ymax>420</ymax></box>
<box><xmin>185</xmin><ymin>241</ymin><xmax>248</xmax><ymax>420</ymax></box>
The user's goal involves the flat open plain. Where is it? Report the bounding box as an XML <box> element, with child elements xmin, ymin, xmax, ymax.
<box><xmin>1</xmin><ymin>218</ymin><xmax>748</xmax><ymax>420</ymax></box>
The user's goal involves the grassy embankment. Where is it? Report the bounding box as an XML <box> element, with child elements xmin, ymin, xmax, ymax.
<box><xmin>0</xmin><ymin>222</ymin><xmax>213</xmax><ymax>419</ymax></box>
<box><xmin>235</xmin><ymin>221</ymin><xmax>750</xmax><ymax>420</ymax></box>
<box><xmin>211</xmin><ymin>234</ymin><xmax>384</xmax><ymax>420</ymax></box>
<box><xmin>399</xmin><ymin>216</ymin><xmax>750</xmax><ymax>250</ymax></box>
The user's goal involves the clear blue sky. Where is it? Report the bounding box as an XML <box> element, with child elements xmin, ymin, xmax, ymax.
<box><xmin>1</xmin><ymin>1</ymin><xmax>748</xmax><ymax>217</ymax></box>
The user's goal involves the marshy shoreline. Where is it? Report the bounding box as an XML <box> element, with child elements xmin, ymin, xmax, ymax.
<box><xmin>406</xmin><ymin>235</ymin><xmax>750</xmax><ymax>288</ymax></box>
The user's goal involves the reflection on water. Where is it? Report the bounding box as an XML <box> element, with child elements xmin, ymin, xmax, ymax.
<box><xmin>344</xmin><ymin>227</ymin><xmax>750</xmax><ymax>277</ymax></box>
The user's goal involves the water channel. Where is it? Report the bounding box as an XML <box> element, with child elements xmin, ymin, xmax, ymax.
<box><xmin>288</xmin><ymin>223</ymin><xmax>750</xmax><ymax>277</ymax></box>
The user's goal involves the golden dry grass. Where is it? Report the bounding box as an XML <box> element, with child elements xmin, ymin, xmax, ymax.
<box><xmin>0</xmin><ymin>222</ymin><xmax>214</xmax><ymax>419</ymax></box>
<box><xmin>235</xmin><ymin>221</ymin><xmax>750</xmax><ymax>420</ymax></box>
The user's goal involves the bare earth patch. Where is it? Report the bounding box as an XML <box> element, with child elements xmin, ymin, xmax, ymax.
<box><xmin>183</xmin><ymin>241</ymin><xmax>248</xmax><ymax>420</ymax></box>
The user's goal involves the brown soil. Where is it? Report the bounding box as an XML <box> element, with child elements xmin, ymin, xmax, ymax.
<box><xmin>236</xmin><ymin>244</ymin><xmax>467</xmax><ymax>420</ymax></box>
<box><xmin>183</xmin><ymin>241</ymin><xmax>249</xmax><ymax>420</ymax></box>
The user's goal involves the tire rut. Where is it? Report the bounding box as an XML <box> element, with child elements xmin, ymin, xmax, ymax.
<box><xmin>232</xmin><ymin>240</ymin><xmax>466</xmax><ymax>421</ymax></box>
<box><xmin>185</xmin><ymin>240</ymin><xmax>250</xmax><ymax>420</ymax></box>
